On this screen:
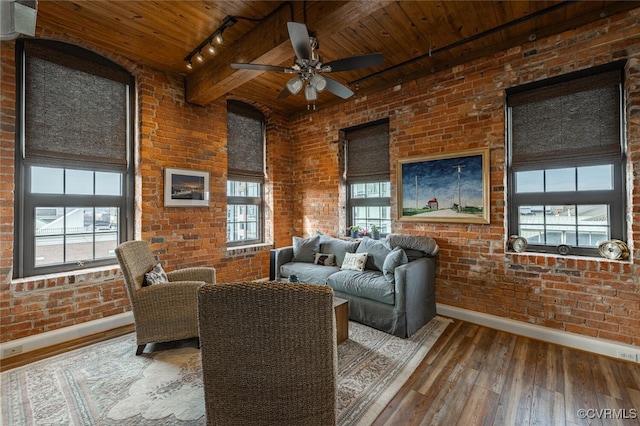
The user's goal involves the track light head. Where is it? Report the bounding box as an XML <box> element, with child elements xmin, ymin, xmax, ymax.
<box><xmin>186</xmin><ymin>61</ymin><xmax>193</xmax><ymax>70</ymax></box>
<box><xmin>214</xmin><ymin>33</ymin><xmax>224</xmax><ymax>44</ymax></box>
<box><xmin>195</xmin><ymin>52</ymin><xmax>204</xmax><ymax>62</ymax></box>
<box><xmin>207</xmin><ymin>42</ymin><xmax>216</xmax><ymax>55</ymax></box>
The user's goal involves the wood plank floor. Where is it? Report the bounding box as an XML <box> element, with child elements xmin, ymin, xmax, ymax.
<box><xmin>373</xmin><ymin>319</ymin><xmax>640</xmax><ymax>426</ymax></box>
<box><xmin>2</xmin><ymin>319</ymin><xmax>639</xmax><ymax>425</ymax></box>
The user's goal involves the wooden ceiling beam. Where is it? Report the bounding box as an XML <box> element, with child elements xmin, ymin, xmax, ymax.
<box><xmin>185</xmin><ymin>0</ymin><xmax>394</xmax><ymax>106</ymax></box>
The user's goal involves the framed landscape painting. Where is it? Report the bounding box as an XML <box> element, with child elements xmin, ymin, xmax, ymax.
<box><xmin>164</xmin><ymin>167</ymin><xmax>210</xmax><ymax>207</ymax></box>
<box><xmin>397</xmin><ymin>148</ymin><xmax>490</xmax><ymax>224</ymax></box>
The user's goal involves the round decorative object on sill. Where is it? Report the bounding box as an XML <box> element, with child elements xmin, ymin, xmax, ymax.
<box><xmin>508</xmin><ymin>235</ymin><xmax>528</xmax><ymax>253</ymax></box>
<box><xmin>557</xmin><ymin>244</ymin><xmax>571</xmax><ymax>256</ymax></box>
<box><xmin>598</xmin><ymin>239</ymin><xmax>629</xmax><ymax>260</ymax></box>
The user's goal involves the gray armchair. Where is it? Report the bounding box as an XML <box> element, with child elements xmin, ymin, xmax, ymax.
<box><xmin>198</xmin><ymin>281</ymin><xmax>337</xmax><ymax>426</ymax></box>
<box><xmin>115</xmin><ymin>240</ymin><xmax>216</xmax><ymax>355</ymax></box>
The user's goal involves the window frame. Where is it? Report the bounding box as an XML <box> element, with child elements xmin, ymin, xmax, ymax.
<box><xmin>347</xmin><ymin>181</ymin><xmax>391</xmax><ymax>236</ymax></box>
<box><xmin>14</xmin><ymin>39</ymin><xmax>134</xmax><ymax>278</ymax></box>
<box><xmin>226</xmin><ymin>178</ymin><xmax>264</xmax><ymax>247</ymax></box>
<box><xmin>226</xmin><ymin>101</ymin><xmax>266</xmax><ymax>247</ymax></box>
<box><xmin>506</xmin><ymin>63</ymin><xmax>627</xmax><ymax>257</ymax></box>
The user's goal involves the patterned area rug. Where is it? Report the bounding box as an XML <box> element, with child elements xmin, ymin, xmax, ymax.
<box><xmin>1</xmin><ymin>317</ymin><xmax>451</xmax><ymax>425</ymax></box>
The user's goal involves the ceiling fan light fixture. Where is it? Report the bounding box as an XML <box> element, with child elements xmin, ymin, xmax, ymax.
<box><xmin>305</xmin><ymin>84</ymin><xmax>318</xmax><ymax>101</ymax></box>
<box><xmin>286</xmin><ymin>77</ymin><xmax>303</xmax><ymax>95</ymax></box>
<box><xmin>310</xmin><ymin>74</ymin><xmax>326</xmax><ymax>92</ymax></box>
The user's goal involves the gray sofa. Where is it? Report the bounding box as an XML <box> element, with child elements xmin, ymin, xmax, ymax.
<box><xmin>269</xmin><ymin>233</ymin><xmax>439</xmax><ymax>338</ymax></box>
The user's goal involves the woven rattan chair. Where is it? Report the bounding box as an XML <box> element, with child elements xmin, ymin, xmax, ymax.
<box><xmin>115</xmin><ymin>240</ymin><xmax>216</xmax><ymax>355</ymax></box>
<box><xmin>198</xmin><ymin>281</ymin><xmax>337</xmax><ymax>426</ymax></box>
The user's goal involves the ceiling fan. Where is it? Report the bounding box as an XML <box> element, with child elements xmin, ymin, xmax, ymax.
<box><xmin>231</xmin><ymin>22</ymin><xmax>383</xmax><ymax>109</ymax></box>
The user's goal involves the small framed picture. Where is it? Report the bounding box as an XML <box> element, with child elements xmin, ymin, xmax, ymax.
<box><xmin>164</xmin><ymin>167</ymin><xmax>210</xmax><ymax>207</ymax></box>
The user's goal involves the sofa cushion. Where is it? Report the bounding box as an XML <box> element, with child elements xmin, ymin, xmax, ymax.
<box><xmin>341</xmin><ymin>252</ymin><xmax>368</xmax><ymax>272</ymax></box>
<box><xmin>327</xmin><ymin>270</ymin><xmax>395</xmax><ymax>305</ymax></box>
<box><xmin>356</xmin><ymin>237</ymin><xmax>390</xmax><ymax>272</ymax></box>
<box><xmin>318</xmin><ymin>235</ymin><xmax>359</xmax><ymax>267</ymax></box>
<box><xmin>280</xmin><ymin>262</ymin><xmax>340</xmax><ymax>285</ymax></box>
<box><xmin>292</xmin><ymin>235</ymin><xmax>320</xmax><ymax>263</ymax></box>
<box><xmin>383</xmin><ymin>247</ymin><xmax>409</xmax><ymax>282</ymax></box>
<box><xmin>383</xmin><ymin>233</ymin><xmax>439</xmax><ymax>256</ymax></box>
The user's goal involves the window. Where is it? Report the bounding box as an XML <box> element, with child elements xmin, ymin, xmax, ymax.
<box><xmin>15</xmin><ymin>40</ymin><xmax>134</xmax><ymax>277</ymax></box>
<box><xmin>507</xmin><ymin>62</ymin><xmax>626</xmax><ymax>256</ymax></box>
<box><xmin>227</xmin><ymin>101</ymin><xmax>265</xmax><ymax>246</ymax></box>
<box><xmin>345</xmin><ymin>120</ymin><xmax>391</xmax><ymax>234</ymax></box>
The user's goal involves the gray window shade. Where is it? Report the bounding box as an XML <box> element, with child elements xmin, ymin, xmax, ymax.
<box><xmin>346</xmin><ymin>121</ymin><xmax>389</xmax><ymax>182</ymax></box>
<box><xmin>509</xmin><ymin>69</ymin><xmax>622</xmax><ymax>171</ymax></box>
<box><xmin>227</xmin><ymin>101</ymin><xmax>264</xmax><ymax>180</ymax></box>
<box><xmin>24</xmin><ymin>41</ymin><xmax>129</xmax><ymax>170</ymax></box>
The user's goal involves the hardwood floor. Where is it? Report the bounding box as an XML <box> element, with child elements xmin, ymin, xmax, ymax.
<box><xmin>373</xmin><ymin>319</ymin><xmax>640</xmax><ymax>426</ymax></box>
<box><xmin>2</xmin><ymin>319</ymin><xmax>639</xmax><ymax>425</ymax></box>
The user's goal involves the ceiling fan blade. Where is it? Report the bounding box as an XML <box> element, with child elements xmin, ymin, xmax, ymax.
<box><xmin>231</xmin><ymin>63</ymin><xmax>290</xmax><ymax>72</ymax></box>
<box><xmin>324</xmin><ymin>77</ymin><xmax>354</xmax><ymax>99</ymax></box>
<box><xmin>324</xmin><ymin>53</ymin><xmax>383</xmax><ymax>72</ymax></box>
<box><xmin>287</xmin><ymin>22</ymin><xmax>312</xmax><ymax>61</ymax></box>
<box><xmin>277</xmin><ymin>87</ymin><xmax>291</xmax><ymax>99</ymax></box>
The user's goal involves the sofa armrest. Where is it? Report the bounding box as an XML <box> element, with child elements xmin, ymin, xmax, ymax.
<box><xmin>269</xmin><ymin>246</ymin><xmax>294</xmax><ymax>280</ymax></box>
<box><xmin>393</xmin><ymin>257</ymin><xmax>436</xmax><ymax>325</ymax></box>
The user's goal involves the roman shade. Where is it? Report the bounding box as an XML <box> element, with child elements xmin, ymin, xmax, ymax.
<box><xmin>508</xmin><ymin>68</ymin><xmax>622</xmax><ymax>171</ymax></box>
<box><xmin>227</xmin><ymin>100</ymin><xmax>265</xmax><ymax>180</ymax></box>
<box><xmin>346</xmin><ymin>120</ymin><xmax>390</xmax><ymax>182</ymax></box>
<box><xmin>23</xmin><ymin>40</ymin><xmax>130</xmax><ymax>171</ymax></box>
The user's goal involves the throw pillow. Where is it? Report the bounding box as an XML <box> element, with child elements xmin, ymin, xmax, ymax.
<box><xmin>314</xmin><ymin>253</ymin><xmax>336</xmax><ymax>266</ymax></box>
<box><xmin>383</xmin><ymin>247</ymin><xmax>409</xmax><ymax>282</ymax></box>
<box><xmin>143</xmin><ymin>263</ymin><xmax>168</xmax><ymax>286</ymax></box>
<box><xmin>356</xmin><ymin>237</ymin><xmax>390</xmax><ymax>272</ymax></box>
<box><xmin>292</xmin><ymin>235</ymin><xmax>321</xmax><ymax>263</ymax></box>
<box><xmin>318</xmin><ymin>235</ymin><xmax>359</xmax><ymax>267</ymax></box>
<box><xmin>341</xmin><ymin>252</ymin><xmax>368</xmax><ymax>272</ymax></box>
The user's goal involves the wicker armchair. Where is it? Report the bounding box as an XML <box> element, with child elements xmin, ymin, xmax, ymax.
<box><xmin>115</xmin><ymin>240</ymin><xmax>216</xmax><ymax>355</ymax></box>
<box><xmin>198</xmin><ymin>281</ymin><xmax>337</xmax><ymax>426</ymax></box>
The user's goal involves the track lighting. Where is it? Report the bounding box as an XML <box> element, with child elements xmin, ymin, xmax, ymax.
<box><xmin>184</xmin><ymin>15</ymin><xmax>238</xmax><ymax>70</ymax></box>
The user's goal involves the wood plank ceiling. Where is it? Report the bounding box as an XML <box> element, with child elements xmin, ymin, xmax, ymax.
<box><xmin>33</xmin><ymin>1</ymin><xmax>640</xmax><ymax>116</ymax></box>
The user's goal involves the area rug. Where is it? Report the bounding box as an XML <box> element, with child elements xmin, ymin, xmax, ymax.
<box><xmin>1</xmin><ymin>317</ymin><xmax>451</xmax><ymax>426</ymax></box>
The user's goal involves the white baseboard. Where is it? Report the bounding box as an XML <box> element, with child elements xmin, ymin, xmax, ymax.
<box><xmin>437</xmin><ymin>303</ymin><xmax>640</xmax><ymax>363</ymax></box>
<box><xmin>1</xmin><ymin>312</ymin><xmax>134</xmax><ymax>360</ymax></box>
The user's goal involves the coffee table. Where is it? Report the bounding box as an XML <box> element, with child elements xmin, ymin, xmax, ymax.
<box><xmin>333</xmin><ymin>297</ymin><xmax>349</xmax><ymax>344</ymax></box>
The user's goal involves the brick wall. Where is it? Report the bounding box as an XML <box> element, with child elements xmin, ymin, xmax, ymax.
<box><xmin>286</xmin><ymin>9</ymin><xmax>640</xmax><ymax>346</ymax></box>
<box><xmin>0</xmin><ymin>33</ymin><xmax>293</xmax><ymax>343</ymax></box>
<box><xmin>1</xmin><ymin>9</ymin><xmax>639</xmax><ymax>347</ymax></box>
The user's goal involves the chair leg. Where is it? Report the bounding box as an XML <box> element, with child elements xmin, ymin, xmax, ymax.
<box><xmin>136</xmin><ymin>344</ymin><xmax>146</xmax><ymax>355</ymax></box>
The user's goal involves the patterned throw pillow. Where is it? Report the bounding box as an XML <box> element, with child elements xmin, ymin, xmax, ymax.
<box><xmin>314</xmin><ymin>253</ymin><xmax>336</xmax><ymax>266</ymax></box>
<box><xmin>341</xmin><ymin>252</ymin><xmax>368</xmax><ymax>272</ymax></box>
<box><xmin>143</xmin><ymin>263</ymin><xmax>168</xmax><ymax>286</ymax></box>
